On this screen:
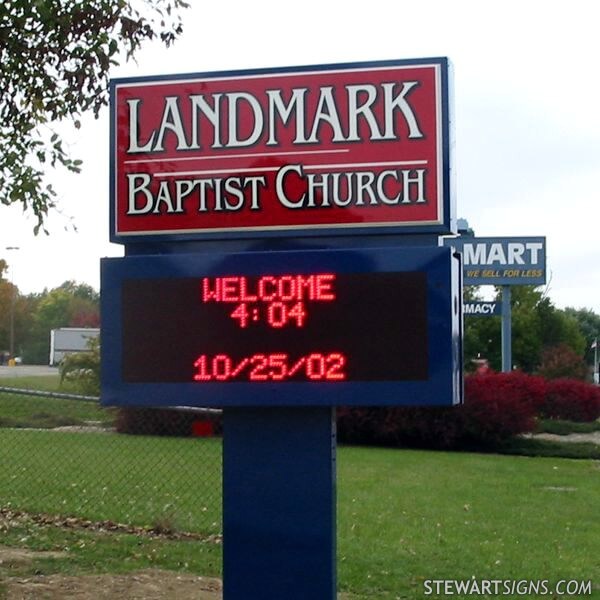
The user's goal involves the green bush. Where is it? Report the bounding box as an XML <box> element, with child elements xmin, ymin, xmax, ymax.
<box><xmin>59</xmin><ymin>336</ymin><xmax>100</xmax><ymax>396</ymax></box>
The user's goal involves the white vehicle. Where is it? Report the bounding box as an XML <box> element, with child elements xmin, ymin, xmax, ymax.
<box><xmin>49</xmin><ymin>328</ymin><xmax>100</xmax><ymax>366</ymax></box>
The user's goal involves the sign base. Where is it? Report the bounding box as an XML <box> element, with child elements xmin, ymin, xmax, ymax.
<box><xmin>223</xmin><ymin>407</ymin><xmax>336</xmax><ymax>599</ymax></box>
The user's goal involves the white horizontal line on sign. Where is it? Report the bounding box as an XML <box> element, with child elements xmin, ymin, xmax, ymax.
<box><xmin>123</xmin><ymin>148</ymin><xmax>351</xmax><ymax>165</ymax></box>
<box><xmin>303</xmin><ymin>160</ymin><xmax>428</xmax><ymax>170</ymax></box>
<box><xmin>154</xmin><ymin>166</ymin><xmax>280</xmax><ymax>177</ymax></box>
<box><xmin>153</xmin><ymin>160</ymin><xmax>429</xmax><ymax>178</ymax></box>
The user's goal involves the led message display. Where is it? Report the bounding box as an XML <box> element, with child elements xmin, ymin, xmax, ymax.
<box><xmin>121</xmin><ymin>272</ymin><xmax>427</xmax><ymax>383</ymax></box>
<box><xmin>101</xmin><ymin>247</ymin><xmax>462</xmax><ymax>407</ymax></box>
<box><xmin>110</xmin><ymin>58</ymin><xmax>452</xmax><ymax>241</ymax></box>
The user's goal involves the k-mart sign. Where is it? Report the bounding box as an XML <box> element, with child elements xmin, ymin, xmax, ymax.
<box><xmin>445</xmin><ymin>236</ymin><xmax>547</xmax><ymax>285</ymax></box>
<box><xmin>110</xmin><ymin>58</ymin><xmax>453</xmax><ymax>242</ymax></box>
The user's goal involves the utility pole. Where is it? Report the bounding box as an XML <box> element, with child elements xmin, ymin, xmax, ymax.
<box><xmin>593</xmin><ymin>337</ymin><xmax>598</xmax><ymax>385</ymax></box>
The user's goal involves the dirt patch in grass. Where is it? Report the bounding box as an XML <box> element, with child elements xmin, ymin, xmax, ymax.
<box><xmin>0</xmin><ymin>508</ymin><xmax>224</xmax><ymax>599</ymax></box>
<box><xmin>0</xmin><ymin>546</ymin><xmax>67</xmax><ymax>567</ymax></box>
<box><xmin>2</xmin><ymin>567</ymin><xmax>354</xmax><ymax>599</ymax></box>
<box><xmin>525</xmin><ymin>431</ymin><xmax>600</xmax><ymax>445</ymax></box>
<box><xmin>3</xmin><ymin>567</ymin><xmax>222</xmax><ymax>599</ymax></box>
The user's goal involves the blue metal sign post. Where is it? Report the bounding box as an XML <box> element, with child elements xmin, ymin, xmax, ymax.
<box><xmin>501</xmin><ymin>286</ymin><xmax>512</xmax><ymax>373</ymax></box>
<box><xmin>223</xmin><ymin>407</ymin><xmax>336</xmax><ymax>598</ymax></box>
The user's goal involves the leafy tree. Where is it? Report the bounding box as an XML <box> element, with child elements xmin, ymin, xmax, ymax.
<box><xmin>462</xmin><ymin>286</ymin><xmax>499</xmax><ymax>371</ymax></box>
<box><xmin>0</xmin><ymin>259</ymin><xmax>32</xmax><ymax>357</ymax></box>
<box><xmin>20</xmin><ymin>282</ymin><xmax>100</xmax><ymax>364</ymax></box>
<box><xmin>57</xmin><ymin>280</ymin><xmax>100</xmax><ymax>303</ymax></box>
<box><xmin>535</xmin><ymin>297</ymin><xmax>585</xmax><ymax>356</ymax></box>
<box><xmin>464</xmin><ymin>311</ymin><xmax>501</xmax><ymax>372</ymax></box>
<box><xmin>0</xmin><ymin>0</ymin><xmax>189</xmax><ymax>232</ymax></box>
<box><xmin>463</xmin><ymin>285</ymin><xmax>588</xmax><ymax>373</ymax></box>
<box><xmin>0</xmin><ymin>278</ymin><xmax>11</xmax><ymax>349</ymax></box>
<box><xmin>537</xmin><ymin>344</ymin><xmax>587</xmax><ymax>380</ymax></box>
<box><xmin>69</xmin><ymin>296</ymin><xmax>101</xmax><ymax>327</ymax></box>
<box><xmin>564</xmin><ymin>307</ymin><xmax>600</xmax><ymax>366</ymax></box>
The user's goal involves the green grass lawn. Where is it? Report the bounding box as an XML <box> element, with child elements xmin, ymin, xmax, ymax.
<box><xmin>0</xmin><ymin>428</ymin><xmax>598</xmax><ymax>598</ymax></box>
<box><xmin>0</xmin><ymin>375</ymin><xmax>110</xmax><ymax>428</ymax></box>
<box><xmin>0</xmin><ymin>395</ymin><xmax>110</xmax><ymax>428</ymax></box>
<box><xmin>0</xmin><ymin>374</ymin><xmax>77</xmax><ymax>392</ymax></box>
<box><xmin>337</xmin><ymin>446</ymin><xmax>600</xmax><ymax>598</ymax></box>
<box><xmin>536</xmin><ymin>418</ymin><xmax>600</xmax><ymax>435</ymax></box>
<box><xmin>1</xmin><ymin>378</ymin><xmax>599</xmax><ymax>598</ymax></box>
<box><xmin>0</xmin><ymin>429</ymin><xmax>222</xmax><ymax>535</ymax></box>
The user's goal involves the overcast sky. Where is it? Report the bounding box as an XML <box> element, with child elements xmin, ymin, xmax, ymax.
<box><xmin>2</xmin><ymin>0</ymin><xmax>599</xmax><ymax>314</ymax></box>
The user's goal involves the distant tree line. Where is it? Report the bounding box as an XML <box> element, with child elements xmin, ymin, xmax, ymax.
<box><xmin>1</xmin><ymin>259</ymin><xmax>598</xmax><ymax>376</ymax></box>
<box><xmin>0</xmin><ymin>261</ymin><xmax>99</xmax><ymax>364</ymax></box>
<box><xmin>465</xmin><ymin>285</ymin><xmax>600</xmax><ymax>380</ymax></box>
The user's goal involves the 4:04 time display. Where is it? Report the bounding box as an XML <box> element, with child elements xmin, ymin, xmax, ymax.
<box><xmin>230</xmin><ymin>302</ymin><xmax>307</xmax><ymax>328</ymax></box>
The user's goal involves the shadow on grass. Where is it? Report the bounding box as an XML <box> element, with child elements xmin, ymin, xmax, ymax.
<box><xmin>494</xmin><ymin>437</ymin><xmax>600</xmax><ymax>459</ymax></box>
<box><xmin>535</xmin><ymin>418</ymin><xmax>600</xmax><ymax>435</ymax></box>
<box><xmin>0</xmin><ymin>413</ymin><xmax>88</xmax><ymax>429</ymax></box>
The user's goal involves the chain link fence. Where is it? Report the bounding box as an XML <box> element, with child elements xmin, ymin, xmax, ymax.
<box><xmin>0</xmin><ymin>383</ymin><xmax>222</xmax><ymax>537</ymax></box>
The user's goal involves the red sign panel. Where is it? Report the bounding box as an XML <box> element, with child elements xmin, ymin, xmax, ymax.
<box><xmin>110</xmin><ymin>58</ymin><xmax>451</xmax><ymax>241</ymax></box>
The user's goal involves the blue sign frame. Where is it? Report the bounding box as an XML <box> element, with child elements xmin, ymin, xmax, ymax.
<box><xmin>101</xmin><ymin>245</ymin><xmax>462</xmax><ymax>407</ymax></box>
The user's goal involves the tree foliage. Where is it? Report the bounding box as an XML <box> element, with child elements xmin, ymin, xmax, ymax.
<box><xmin>60</xmin><ymin>336</ymin><xmax>100</xmax><ymax>395</ymax></box>
<box><xmin>537</xmin><ymin>343</ymin><xmax>588</xmax><ymax>380</ymax></box>
<box><xmin>0</xmin><ymin>271</ymin><xmax>100</xmax><ymax>363</ymax></box>
<box><xmin>563</xmin><ymin>307</ymin><xmax>600</xmax><ymax>365</ymax></box>
<box><xmin>464</xmin><ymin>285</ymin><xmax>588</xmax><ymax>374</ymax></box>
<box><xmin>23</xmin><ymin>283</ymin><xmax>100</xmax><ymax>363</ymax></box>
<box><xmin>0</xmin><ymin>0</ymin><xmax>189</xmax><ymax>232</ymax></box>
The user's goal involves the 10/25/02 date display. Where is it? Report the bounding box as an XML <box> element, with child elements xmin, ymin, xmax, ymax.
<box><xmin>121</xmin><ymin>271</ymin><xmax>428</xmax><ymax>383</ymax></box>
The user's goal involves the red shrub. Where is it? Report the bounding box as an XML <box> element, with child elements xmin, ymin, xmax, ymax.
<box><xmin>116</xmin><ymin>407</ymin><xmax>222</xmax><ymax>436</ymax></box>
<box><xmin>462</xmin><ymin>371</ymin><xmax>546</xmax><ymax>443</ymax></box>
<box><xmin>192</xmin><ymin>420</ymin><xmax>215</xmax><ymax>437</ymax></box>
<box><xmin>382</xmin><ymin>406</ymin><xmax>465</xmax><ymax>449</ymax></box>
<box><xmin>337</xmin><ymin>371</ymin><xmax>545</xmax><ymax>450</ymax></box>
<box><xmin>337</xmin><ymin>407</ymin><xmax>388</xmax><ymax>445</ymax></box>
<box><xmin>537</xmin><ymin>344</ymin><xmax>587</xmax><ymax>380</ymax></box>
<box><xmin>465</xmin><ymin>371</ymin><xmax>547</xmax><ymax>410</ymax></box>
<box><xmin>337</xmin><ymin>405</ymin><xmax>462</xmax><ymax>449</ymax></box>
<box><xmin>540</xmin><ymin>378</ymin><xmax>600</xmax><ymax>422</ymax></box>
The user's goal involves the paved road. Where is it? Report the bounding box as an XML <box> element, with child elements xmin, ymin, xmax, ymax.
<box><xmin>0</xmin><ymin>365</ymin><xmax>59</xmax><ymax>378</ymax></box>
